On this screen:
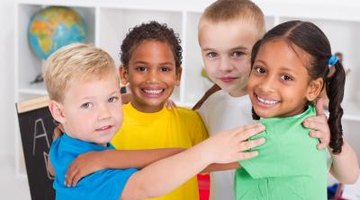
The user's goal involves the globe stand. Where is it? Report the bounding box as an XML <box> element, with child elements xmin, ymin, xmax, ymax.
<box><xmin>30</xmin><ymin>74</ymin><xmax>43</xmax><ymax>84</ymax></box>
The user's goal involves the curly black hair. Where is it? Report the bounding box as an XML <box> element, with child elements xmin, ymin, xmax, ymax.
<box><xmin>120</xmin><ymin>21</ymin><xmax>182</xmax><ymax>69</ymax></box>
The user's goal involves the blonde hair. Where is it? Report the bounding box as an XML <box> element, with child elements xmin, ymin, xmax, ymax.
<box><xmin>200</xmin><ymin>0</ymin><xmax>266</xmax><ymax>38</ymax></box>
<box><xmin>43</xmin><ymin>43</ymin><xmax>118</xmax><ymax>102</ymax></box>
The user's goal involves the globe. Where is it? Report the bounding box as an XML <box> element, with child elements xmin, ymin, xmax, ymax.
<box><xmin>28</xmin><ymin>6</ymin><xmax>87</xmax><ymax>60</ymax></box>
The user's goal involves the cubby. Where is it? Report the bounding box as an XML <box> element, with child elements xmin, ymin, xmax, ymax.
<box><xmin>15</xmin><ymin>0</ymin><xmax>360</xmax><ymax>179</ymax></box>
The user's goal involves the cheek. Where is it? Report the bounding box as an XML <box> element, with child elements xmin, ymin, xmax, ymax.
<box><xmin>234</xmin><ymin>59</ymin><xmax>251</xmax><ymax>75</ymax></box>
<box><xmin>247</xmin><ymin>75</ymin><xmax>262</xmax><ymax>94</ymax></box>
<box><xmin>204</xmin><ymin>63</ymin><xmax>218</xmax><ymax>78</ymax></box>
<box><xmin>110</xmin><ymin>104</ymin><xmax>123</xmax><ymax>125</ymax></box>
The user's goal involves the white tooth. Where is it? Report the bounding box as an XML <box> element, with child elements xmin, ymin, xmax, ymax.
<box><xmin>144</xmin><ymin>89</ymin><xmax>162</xmax><ymax>94</ymax></box>
<box><xmin>258</xmin><ymin>96</ymin><xmax>278</xmax><ymax>105</ymax></box>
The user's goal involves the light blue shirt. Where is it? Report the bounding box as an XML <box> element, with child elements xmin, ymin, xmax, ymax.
<box><xmin>50</xmin><ymin>134</ymin><xmax>137</xmax><ymax>200</ymax></box>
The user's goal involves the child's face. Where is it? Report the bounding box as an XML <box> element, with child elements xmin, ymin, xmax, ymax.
<box><xmin>53</xmin><ymin>74</ymin><xmax>123</xmax><ymax>146</ymax></box>
<box><xmin>248</xmin><ymin>39</ymin><xmax>321</xmax><ymax>118</ymax></box>
<box><xmin>121</xmin><ymin>40</ymin><xmax>181</xmax><ymax>113</ymax></box>
<box><xmin>199</xmin><ymin>19</ymin><xmax>259</xmax><ymax>97</ymax></box>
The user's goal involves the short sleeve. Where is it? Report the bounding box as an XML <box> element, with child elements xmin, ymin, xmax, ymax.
<box><xmin>239</xmin><ymin>122</ymin><xmax>325</xmax><ymax>179</ymax></box>
<box><xmin>55</xmin><ymin>168</ymin><xmax>138</xmax><ymax>200</ymax></box>
<box><xmin>187</xmin><ymin>110</ymin><xmax>209</xmax><ymax>145</ymax></box>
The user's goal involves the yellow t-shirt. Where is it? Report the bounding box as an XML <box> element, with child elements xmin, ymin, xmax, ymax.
<box><xmin>111</xmin><ymin>103</ymin><xmax>208</xmax><ymax>200</ymax></box>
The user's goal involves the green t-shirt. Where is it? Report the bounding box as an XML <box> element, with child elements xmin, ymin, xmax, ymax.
<box><xmin>236</xmin><ymin>104</ymin><xmax>327</xmax><ymax>200</ymax></box>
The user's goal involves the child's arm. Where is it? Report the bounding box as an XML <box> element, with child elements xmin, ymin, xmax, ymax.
<box><xmin>201</xmin><ymin>133</ymin><xmax>265</xmax><ymax>173</ymax></box>
<box><xmin>65</xmin><ymin>148</ymin><xmax>184</xmax><ymax>186</ymax></box>
<box><xmin>48</xmin><ymin>125</ymin><xmax>64</xmax><ymax>176</ymax></box>
<box><xmin>329</xmin><ymin>139</ymin><xmax>359</xmax><ymax>184</ymax></box>
<box><xmin>303</xmin><ymin>99</ymin><xmax>359</xmax><ymax>183</ymax></box>
<box><xmin>202</xmin><ymin>162</ymin><xmax>240</xmax><ymax>172</ymax></box>
<box><xmin>121</xmin><ymin>123</ymin><xmax>265</xmax><ymax>200</ymax></box>
<box><xmin>192</xmin><ymin>84</ymin><xmax>221</xmax><ymax>110</ymax></box>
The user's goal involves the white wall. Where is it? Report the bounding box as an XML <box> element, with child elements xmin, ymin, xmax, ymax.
<box><xmin>0</xmin><ymin>0</ymin><xmax>15</xmax><ymax>159</ymax></box>
<box><xmin>1</xmin><ymin>0</ymin><xmax>360</xmax><ymax>167</ymax></box>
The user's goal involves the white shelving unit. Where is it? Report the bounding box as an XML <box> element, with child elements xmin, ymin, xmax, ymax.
<box><xmin>14</xmin><ymin>0</ymin><xmax>360</xmax><ymax>176</ymax></box>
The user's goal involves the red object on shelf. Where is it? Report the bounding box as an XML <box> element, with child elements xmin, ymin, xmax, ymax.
<box><xmin>198</xmin><ymin>174</ymin><xmax>210</xmax><ymax>200</ymax></box>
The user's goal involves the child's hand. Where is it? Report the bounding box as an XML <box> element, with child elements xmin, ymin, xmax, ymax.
<box><xmin>303</xmin><ymin>99</ymin><xmax>330</xmax><ymax>149</ymax></box>
<box><xmin>203</xmin><ymin>123</ymin><xmax>265</xmax><ymax>164</ymax></box>
<box><xmin>53</xmin><ymin>124</ymin><xmax>64</xmax><ymax>141</ymax></box>
<box><xmin>121</xmin><ymin>93</ymin><xmax>132</xmax><ymax>104</ymax></box>
<box><xmin>192</xmin><ymin>84</ymin><xmax>221</xmax><ymax>110</ymax></box>
<box><xmin>47</xmin><ymin>124</ymin><xmax>64</xmax><ymax>177</ymax></box>
<box><xmin>165</xmin><ymin>99</ymin><xmax>176</xmax><ymax>109</ymax></box>
<box><xmin>65</xmin><ymin>151</ymin><xmax>103</xmax><ymax>187</ymax></box>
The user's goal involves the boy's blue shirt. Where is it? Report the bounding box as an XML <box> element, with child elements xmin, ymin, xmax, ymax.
<box><xmin>50</xmin><ymin>134</ymin><xmax>137</xmax><ymax>200</ymax></box>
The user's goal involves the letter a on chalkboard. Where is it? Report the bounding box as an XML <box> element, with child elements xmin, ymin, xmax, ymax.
<box><xmin>16</xmin><ymin>96</ymin><xmax>56</xmax><ymax>200</ymax></box>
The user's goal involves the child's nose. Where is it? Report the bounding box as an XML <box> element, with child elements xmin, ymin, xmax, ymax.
<box><xmin>98</xmin><ymin>105</ymin><xmax>111</xmax><ymax>120</ymax></box>
<box><xmin>258</xmin><ymin>76</ymin><xmax>275</xmax><ymax>92</ymax></box>
<box><xmin>218</xmin><ymin>58</ymin><xmax>233</xmax><ymax>72</ymax></box>
<box><xmin>146</xmin><ymin>70</ymin><xmax>160</xmax><ymax>83</ymax></box>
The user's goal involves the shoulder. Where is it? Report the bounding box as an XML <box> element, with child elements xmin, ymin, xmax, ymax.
<box><xmin>175</xmin><ymin>106</ymin><xmax>202</xmax><ymax>119</ymax></box>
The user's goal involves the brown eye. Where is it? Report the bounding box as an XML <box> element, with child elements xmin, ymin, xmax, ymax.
<box><xmin>281</xmin><ymin>74</ymin><xmax>294</xmax><ymax>81</ymax></box>
<box><xmin>254</xmin><ymin>66</ymin><xmax>266</xmax><ymax>74</ymax></box>
<box><xmin>206</xmin><ymin>52</ymin><xmax>217</xmax><ymax>58</ymax></box>
<box><xmin>135</xmin><ymin>66</ymin><xmax>147</xmax><ymax>72</ymax></box>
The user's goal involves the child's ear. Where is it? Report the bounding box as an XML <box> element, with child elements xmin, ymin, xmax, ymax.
<box><xmin>48</xmin><ymin>100</ymin><xmax>66</xmax><ymax>124</ymax></box>
<box><xmin>306</xmin><ymin>78</ymin><xmax>323</xmax><ymax>101</ymax></box>
<box><xmin>119</xmin><ymin>65</ymin><xmax>129</xmax><ymax>85</ymax></box>
<box><xmin>175</xmin><ymin>67</ymin><xmax>182</xmax><ymax>86</ymax></box>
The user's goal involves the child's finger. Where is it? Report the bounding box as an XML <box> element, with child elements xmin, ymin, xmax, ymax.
<box><xmin>65</xmin><ymin>165</ymin><xmax>78</xmax><ymax>186</ymax></box>
<box><xmin>309</xmin><ymin>130</ymin><xmax>329</xmax><ymax>149</ymax></box>
<box><xmin>166</xmin><ymin>99</ymin><xmax>176</xmax><ymax>109</ymax></box>
<box><xmin>236</xmin><ymin>151</ymin><xmax>259</xmax><ymax>160</ymax></box>
<box><xmin>53</xmin><ymin>125</ymin><xmax>64</xmax><ymax>141</ymax></box>
<box><xmin>317</xmin><ymin>143</ymin><xmax>328</xmax><ymax>150</ymax></box>
<box><xmin>315</xmin><ymin>98</ymin><xmax>325</xmax><ymax>116</ymax></box>
<box><xmin>72</xmin><ymin>173</ymin><xmax>83</xmax><ymax>187</ymax></box>
<box><xmin>239</xmin><ymin>138</ymin><xmax>265</xmax><ymax>152</ymax></box>
<box><xmin>236</xmin><ymin>123</ymin><xmax>265</xmax><ymax>141</ymax></box>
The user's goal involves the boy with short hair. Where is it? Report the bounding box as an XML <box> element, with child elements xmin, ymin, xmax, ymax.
<box><xmin>44</xmin><ymin>43</ymin><xmax>265</xmax><ymax>200</ymax></box>
<box><xmin>196</xmin><ymin>1</ymin><xmax>265</xmax><ymax>199</ymax></box>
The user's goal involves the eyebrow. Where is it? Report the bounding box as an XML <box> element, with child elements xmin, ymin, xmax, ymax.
<box><xmin>133</xmin><ymin>61</ymin><xmax>175</xmax><ymax>66</ymax></box>
<box><xmin>202</xmin><ymin>46</ymin><xmax>249</xmax><ymax>52</ymax></box>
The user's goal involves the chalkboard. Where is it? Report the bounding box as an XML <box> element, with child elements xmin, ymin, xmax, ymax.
<box><xmin>16</xmin><ymin>96</ymin><xmax>56</xmax><ymax>200</ymax></box>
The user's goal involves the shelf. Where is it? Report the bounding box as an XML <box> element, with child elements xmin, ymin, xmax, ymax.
<box><xmin>14</xmin><ymin>0</ymin><xmax>360</xmax><ymax>179</ymax></box>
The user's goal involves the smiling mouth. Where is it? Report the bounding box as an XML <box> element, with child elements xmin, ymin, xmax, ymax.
<box><xmin>142</xmin><ymin>89</ymin><xmax>164</xmax><ymax>95</ymax></box>
<box><xmin>256</xmin><ymin>94</ymin><xmax>279</xmax><ymax>105</ymax></box>
<box><xmin>96</xmin><ymin>125</ymin><xmax>112</xmax><ymax>131</ymax></box>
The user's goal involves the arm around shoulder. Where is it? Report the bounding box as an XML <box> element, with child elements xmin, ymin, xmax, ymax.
<box><xmin>120</xmin><ymin>123</ymin><xmax>265</xmax><ymax>199</ymax></box>
<box><xmin>330</xmin><ymin>139</ymin><xmax>360</xmax><ymax>184</ymax></box>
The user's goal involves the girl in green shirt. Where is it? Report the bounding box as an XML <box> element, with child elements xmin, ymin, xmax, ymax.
<box><xmin>236</xmin><ymin>20</ymin><xmax>347</xmax><ymax>200</ymax></box>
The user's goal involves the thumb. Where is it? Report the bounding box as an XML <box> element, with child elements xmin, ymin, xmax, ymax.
<box><xmin>315</xmin><ymin>98</ymin><xmax>325</xmax><ymax>116</ymax></box>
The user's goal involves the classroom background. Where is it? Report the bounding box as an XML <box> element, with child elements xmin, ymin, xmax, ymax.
<box><xmin>1</xmin><ymin>0</ymin><xmax>360</xmax><ymax>199</ymax></box>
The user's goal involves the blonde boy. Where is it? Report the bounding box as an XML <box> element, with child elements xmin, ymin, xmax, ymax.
<box><xmin>44</xmin><ymin>43</ymin><xmax>266</xmax><ymax>200</ymax></box>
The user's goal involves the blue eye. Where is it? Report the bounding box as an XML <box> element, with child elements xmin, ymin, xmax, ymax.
<box><xmin>232</xmin><ymin>51</ymin><xmax>245</xmax><ymax>57</ymax></box>
<box><xmin>81</xmin><ymin>102</ymin><xmax>93</xmax><ymax>109</ymax></box>
<box><xmin>108</xmin><ymin>96</ymin><xmax>119</xmax><ymax>103</ymax></box>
